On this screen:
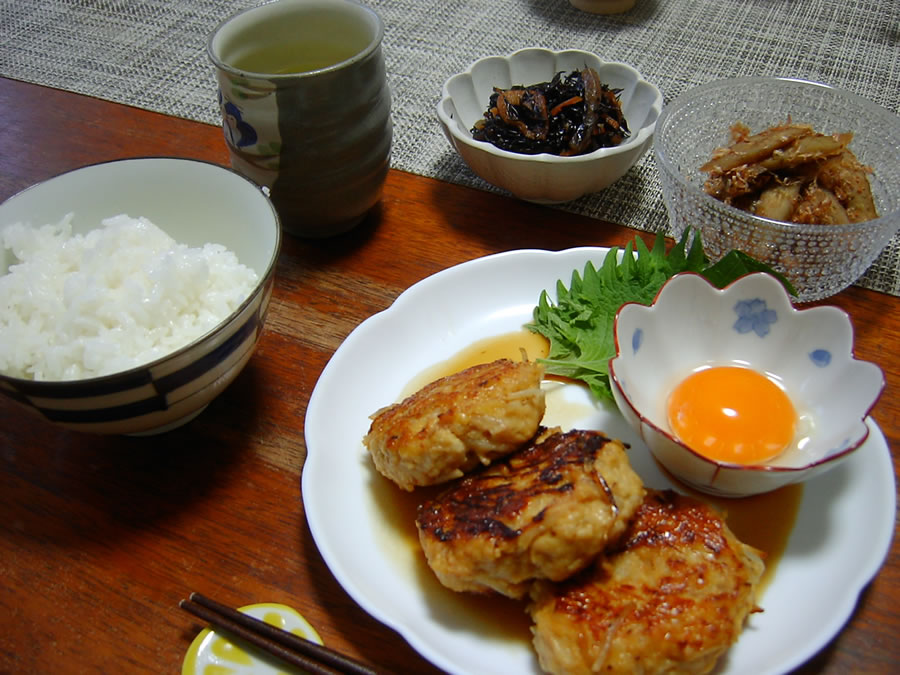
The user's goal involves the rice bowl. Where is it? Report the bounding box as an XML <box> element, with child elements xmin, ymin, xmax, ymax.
<box><xmin>0</xmin><ymin>157</ymin><xmax>281</xmax><ymax>435</ymax></box>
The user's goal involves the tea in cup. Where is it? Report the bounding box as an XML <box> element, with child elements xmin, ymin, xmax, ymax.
<box><xmin>208</xmin><ymin>0</ymin><xmax>392</xmax><ymax>238</ymax></box>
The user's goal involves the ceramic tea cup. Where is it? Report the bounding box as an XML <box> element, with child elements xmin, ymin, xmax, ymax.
<box><xmin>208</xmin><ymin>0</ymin><xmax>393</xmax><ymax>238</ymax></box>
<box><xmin>569</xmin><ymin>0</ymin><xmax>637</xmax><ymax>13</ymax></box>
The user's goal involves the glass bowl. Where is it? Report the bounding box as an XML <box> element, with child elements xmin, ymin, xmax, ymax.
<box><xmin>653</xmin><ymin>77</ymin><xmax>900</xmax><ymax>302</ymax></box>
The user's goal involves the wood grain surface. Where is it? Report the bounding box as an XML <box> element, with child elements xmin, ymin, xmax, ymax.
<box><xmin>1</xmin><ymin>76</ymin><xmax>897</xmax><ymax>674</ymax></box>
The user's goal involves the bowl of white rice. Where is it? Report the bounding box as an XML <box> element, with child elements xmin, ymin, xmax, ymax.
<box><xmin>0</xmin><ymin>157</ymin><xmax>281</xmax><ymax>435</ymax></box>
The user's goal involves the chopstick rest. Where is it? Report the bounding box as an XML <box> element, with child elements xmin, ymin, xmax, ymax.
<box><xmin>179</xmin><ymin>593</ymin><xmax>380</xmax><ymax>675</ymax></box>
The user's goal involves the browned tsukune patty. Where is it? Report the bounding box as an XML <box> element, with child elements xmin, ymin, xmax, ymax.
<box><xmin>363</xmin><ymin>359</ymin><xmax>545</xmax><ymax>491</ymax></box>
<box><xmin>528</xmin><ymin>489</ymin><xmax>766</xmax><ymax>675</ymax></box>
<box><xmin>416</xmin><ymin>429</ymin><xmax>645</xmax><ymax>599</ymax></box>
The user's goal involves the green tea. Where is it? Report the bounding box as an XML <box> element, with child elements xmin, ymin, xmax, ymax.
<box><xmin>232</xmin><ymin>40</ymin><xmax>363</xmax><ymax>74</ymax></box>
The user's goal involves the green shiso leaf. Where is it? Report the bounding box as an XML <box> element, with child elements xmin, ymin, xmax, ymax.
<box><xmin>702</xmin><ymin>249</ymin><xmax>796</xmax><ymax>294</ymax></box>
<box><xmin>526</xmin><ymin>229</ymin><xmax>796</xmax><ymax>403</ymax></box>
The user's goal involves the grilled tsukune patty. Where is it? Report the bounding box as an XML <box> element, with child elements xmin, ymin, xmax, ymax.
<box><xmin>364</xmin><ymin>358</ymin><xmax>545</xmax><ymax>491</ymax></box>
<box><xmin>528</xmin><ymin>489</ymin><xmax>765</xmax><ymax>675</ymax></box>
<box><xmin>416</xmin><ymin>429</ymin><xmax>645</xmax><ymax>599</ymax></box>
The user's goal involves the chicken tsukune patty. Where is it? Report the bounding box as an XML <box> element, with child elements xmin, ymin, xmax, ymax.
<box><xmin>363</xmin><ymin>358</ymin><xmax>545</xmax><ymax>491</ymax></box>
<box><xmin>528</xmin><ymin>489</ymin><xmax>766</xmax><ymax>675</ymax></box>
<box><xmin>416</xmin><ymin>429</ymin><xmax>645</xmax><ymax>599</ymax></box>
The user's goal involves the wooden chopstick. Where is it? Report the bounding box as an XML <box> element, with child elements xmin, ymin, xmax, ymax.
<box><xmin>179</xmin><ymin>592</ymin><xmax>380</xmax><ymax>675</ymax></box>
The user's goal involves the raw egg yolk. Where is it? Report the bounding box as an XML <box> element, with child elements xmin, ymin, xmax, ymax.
<box><xmin>666</xmin><ymin>366</ymin><xmax>796</xmax><ymax>465</ymax></box>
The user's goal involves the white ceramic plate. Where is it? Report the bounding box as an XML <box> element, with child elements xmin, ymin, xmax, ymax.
<box><xmin>303</xmin><ymin>247</ymin><xmax>896</xmax><ymax>675</ymax></box>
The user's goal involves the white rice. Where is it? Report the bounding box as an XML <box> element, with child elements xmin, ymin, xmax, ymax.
<box><xmin>0</xmin><ymin>213</ymin><xmax>259</xmax><ymax>381</ymax></box>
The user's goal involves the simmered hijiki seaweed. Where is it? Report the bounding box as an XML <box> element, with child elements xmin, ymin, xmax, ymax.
<box><xmin>471</xmin><ymin>67</ymin><xmax>629</xmax><ymax>156</ymax></box>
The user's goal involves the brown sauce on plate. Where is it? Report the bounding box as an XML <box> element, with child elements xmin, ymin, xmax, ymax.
<box><xmin>400</xmin><ymin>330</ymin><xmax>550</xmax><ymax>397</ymax></box>
<box><xmin>369</xmin><ymin>475</ymin><xmax>532</xmax><ymax>644</ymax></box>
<box><xmin>698</xmin><ymin>482</ymin><xmax>804</xmax><ymax>592</ymax></box>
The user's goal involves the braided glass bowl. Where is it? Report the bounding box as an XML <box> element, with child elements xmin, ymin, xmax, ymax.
<box><xmin>653</xmin><ymin>77</ymin><xmax>900</xmax><ymax>302</ymax></box>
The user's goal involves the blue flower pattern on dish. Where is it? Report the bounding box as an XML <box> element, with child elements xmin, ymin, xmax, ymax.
<box><xmin>632</xmin><ymin>327</ymin><xmax>643</xmax><ymax>355</ymax></box>
<box><xmin>810</xmin><ymin>349</ymin><xmax>832</xmax><ymax>367</ymax></box>
<box><xmin>733</xmin><ymin>298</ymin><xmax>777</xmax><ymax>337</ymax></box>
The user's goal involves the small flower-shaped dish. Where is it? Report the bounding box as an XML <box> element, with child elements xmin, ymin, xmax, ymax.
<box><xmin>609</xmin><ymin>272</ymin><xmax>884</xmax><ymax>497</ymax></box>
<box><xmin>182</xmin><ymin>603</ymin><xmax>322</xmax><ymax>674</ymax></box>
<box><xmin>437</xmin><ymin>48</ymin><xmax>662</xmax><ymax>204</ymax></box>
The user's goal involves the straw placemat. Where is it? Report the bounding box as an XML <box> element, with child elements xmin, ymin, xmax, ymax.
<box><xmin>2</xmin><ymin>0</ymin><xmax>898</xmax><ymax>295</ymax></box>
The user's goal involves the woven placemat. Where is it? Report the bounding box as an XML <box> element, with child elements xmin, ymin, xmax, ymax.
<box><xmin>2</xmin><ymin>0</ymin><xmax>898</xmax><ymax>295</ymax></box>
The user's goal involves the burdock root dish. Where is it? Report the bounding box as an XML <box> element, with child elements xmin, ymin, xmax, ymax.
<box><xmin>701</xmin><ymin>121</ymin><xmax>878</xmax><ymax>224</ymax></box>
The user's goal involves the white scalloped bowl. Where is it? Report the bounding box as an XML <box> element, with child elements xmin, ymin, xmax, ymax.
<box><xmin>609</xmin><ymin>272</ymin><xmax>884</xmax><ymax>497</ymax></box>
<box><xmin>437</xmin><ymin>48</ymin><xmax>662</xmax><ymax>204</ymax></box>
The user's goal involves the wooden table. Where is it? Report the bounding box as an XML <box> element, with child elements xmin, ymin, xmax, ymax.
<box><xmin>1</xmin><ymin>76</ymin><xmax>897</xmax><ymax>674</ymax></box>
